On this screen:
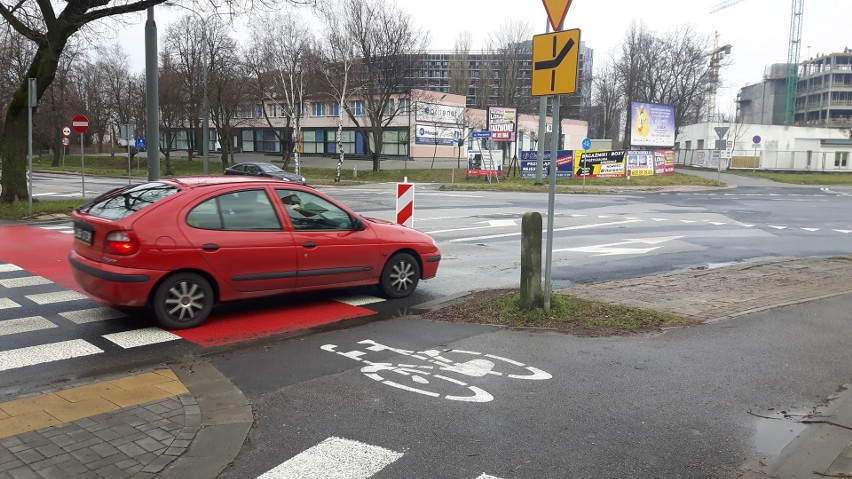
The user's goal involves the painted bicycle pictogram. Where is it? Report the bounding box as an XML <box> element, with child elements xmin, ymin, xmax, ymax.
<box><xmin>320</xmin><ymin>339</ymin><xmax>552</xmax><ymax>403</ymax></box>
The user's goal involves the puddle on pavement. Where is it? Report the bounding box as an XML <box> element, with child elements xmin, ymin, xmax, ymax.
<box><xmin>753</xmin><ymin>411</ymin><xmax>808</xmax><ymax>456</ymax></box>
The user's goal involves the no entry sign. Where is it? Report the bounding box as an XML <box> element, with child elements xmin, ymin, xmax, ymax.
<box><xmin>72</xmin><ymin>115</ymin><xmax>89</xmax><ymax>133</ymax></box>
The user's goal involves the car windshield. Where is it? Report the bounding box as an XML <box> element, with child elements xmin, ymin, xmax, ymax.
<box><xmin>77</xmin><ymin>182</ymin><xmax>180</xmax><ymax>220</ymax></box>
<box><xmin>258</xmin><ymin>164</ymin><xmax>284</xmax><ymax>173</ymax></box>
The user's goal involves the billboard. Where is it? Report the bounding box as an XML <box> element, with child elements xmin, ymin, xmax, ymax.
<box><xmin>625</xmin><ymin>150</ymin><xmax>655</xmax><ymax>176</ymax></box>
<box><xmin>415</xmin><ymin>124</ymin><xmax>462</xmax><ymax>146</ymax></box>
<box><xmin>575</xmin><ymin>150</ymin><xmax>626</xmax><ymax>178</ymax></box>
<box><xmin>519</xmin><ymin>150</ymin><xmax>574</xmax><ymax>178</ymax></box>
<box><xmin>415</xmin><ymin>102</ymin><xmax>464</xmax><ymax>124</ymax></box>
<box><xmin>487</xmin><ymin>106</ymin><xmax>517</xmax><ymax>142</ymax></box>
<box><xmin>630</xmin><ymin>102</ymin><xmax>676</xmax><ymax>148</ymax></box>
<box><xmin>467</xmin><ymin>150</ymin><xmax>503</xmax><ymax>177</ymax></box>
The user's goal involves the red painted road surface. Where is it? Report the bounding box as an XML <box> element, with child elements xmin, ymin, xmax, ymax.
<box><xmin>0</xmin><ymin>225</ymin><xmax>376</xmax><ymax>346</ymax></box>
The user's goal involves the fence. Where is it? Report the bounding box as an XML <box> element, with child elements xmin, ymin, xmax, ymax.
<box><xmin>676</xmin><ymin>149</ymin><xmax>851</xmax><ymax>172</ymax></box>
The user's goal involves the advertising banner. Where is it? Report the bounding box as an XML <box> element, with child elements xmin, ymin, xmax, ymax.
<box><xmin>519</xmin><ymin>150</ymin><xmax>573</xmax><ymax>178</ymax></box>
<box><xmin>467</xmin><ymin>150</ymin><xmax>503</xmax><ymax>177</ymax></box>
<box><xmin>626</xmin><ymin>150</ymin><xmax>655</xmax><ymax>176</ymax></box>
<box><xmin>487</xmin><ymin>106</ymin><xmax>517</xmax><ymax>142</ymax></box>
<box><xmin>575</xmin><ymin>150</ymin><xmax>626</xmax><ymax>178</ymax></box>
<box><xmin>415</xmin><ymin>103</ymin><xmax>464</xmax><ymax>124</ymax></box>
<box><xmin>630</xmin><ymin>102</ymin><xmax>676</xmax><ymax>148</ymax></box>
<box><xmin>653</xmin><ymin>150</ymin><xmax>675</xmax><ymax>175</ymax></box>
<box><xmin>415</xmin><ymin>124</ymin><xmax>462</xmax><ymax>146</ymax></box>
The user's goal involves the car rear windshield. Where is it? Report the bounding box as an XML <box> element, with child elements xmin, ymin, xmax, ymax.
<box><xmin>77</xmin><ymin>182</ymin><xmax>181</xmax><ymax>220</ymax></box>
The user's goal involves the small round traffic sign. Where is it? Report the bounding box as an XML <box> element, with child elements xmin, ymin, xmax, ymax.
<box><xmin>72</xmin><ymin>115</ymin><xmax>89</xmax><ymax>133</ymax></box>
<box><xmin>61</xmin><ymin>137</ymin><xmax>70</xmax><ymax>146</ymax></box>
<box><xmin>753</xmin><ymin>135</ymin><xmax>761</xmax><ymax>144</ymax></box>
<box><xmin>62</xmin><ymin>126</ymin><xmax>71</xmax><ymax>136</ymax></box>
<box><xmin>582</xmin><ymin>138</ymin><xmax>592</xmax><ymax>150</ymax></box>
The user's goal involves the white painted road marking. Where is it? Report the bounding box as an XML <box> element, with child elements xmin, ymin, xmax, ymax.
<box><xmin>25</xmin><ymin>290</ymin><xmax>88</xmax><ymax>305</ymax></box>
<box><xmin>256</xmin><ymin>436</ymin><xmax>403</xmax><ymax>479</ymax></box>
<box><xmin>0</xmin><ymin>298</ymin><xmax>21</xmax><ymax>310</ymax></box>
<box><xmin>0</xmin><ymin>339</ymin><xmax>103</xmax><ymax>372</ymax></box>
<box><xmin>0</xmin><ymin>276</ymin><xmax>52</xmax><ymax>288</ymax></box>
<box><xmin>60</xmin><ymin>307</ymin><xmax>126</xmax><ymax>324</ymax></box>
<box><xmin>448</xmin><ymin>219</ymin><xmax>643</xmax><ymax>243</ymax></box>
<box><xmin>334</xmin><ymin>295</ymin><xmax>385</xmax><ymax>307</ymax></box>
<box><xmin>102</xmin><ymin>328</ymin><xmax>181</xmax><ymax>349</ymax></box>
<box><xmin>0</xmin><ymin>316</ymin><xmax>57</xmax><ymax>336</ymax></box>
<box><xmin>0</xmin><ymin>264</ymin><xmax>23</xmax><ymax>273</ymax></box>
<box><xmin>555</xmin><ymin>236</ymin><xmax>686</xmax><ymax>257</ymax></box>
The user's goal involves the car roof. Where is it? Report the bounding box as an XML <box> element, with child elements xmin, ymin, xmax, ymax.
<box><xmin>233</xmin><ymin>161</ymin><xmax>276</xmax><ymax>167</ymax></box>
<box><xmin>163</xmin><ymin>176</ymin><xmax>305</xmax><ymax>189</ymax></box>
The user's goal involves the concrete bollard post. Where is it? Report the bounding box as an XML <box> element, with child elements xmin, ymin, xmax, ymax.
<box><xmin>520</xmin><ymin>211</ymin><xmax>543</xmax><ymax>308</ymax></box>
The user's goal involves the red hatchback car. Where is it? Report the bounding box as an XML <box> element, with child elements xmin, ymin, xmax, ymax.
<box><xmin>69</xmin><ymin>176</ymin><xmax>441</xmax><ymax>329</ymax></box>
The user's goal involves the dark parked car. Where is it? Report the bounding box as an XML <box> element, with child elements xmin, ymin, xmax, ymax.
<box><xmin>224</xmin><ymin>161</ymin><xmax>307</xmax><ymax>185</ymax></box>
<box><xmin>69</xmin><ymin>177</ymin><xmax>441</xmax><ymax>329</ymax></box>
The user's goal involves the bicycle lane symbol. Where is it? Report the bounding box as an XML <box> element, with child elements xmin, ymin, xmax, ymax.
<box><xmin>320</xmin><ymin>339</ymin><xmax>552</xmax><ymax>403</ymax></box>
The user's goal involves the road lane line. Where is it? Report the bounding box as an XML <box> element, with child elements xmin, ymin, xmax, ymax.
<box><xmin>448</xmin><ymin>219</ymin><xmax>643</xmax><ymax>243</ymax></box>
<box><xmin>0</xmin><ymin>298</ymin><xmax>21</xmax><ymax>310</ymax></box>
<box><xmin>0</xmin><ymin>340</ymin><xmax>103</xmax><ymax>372</ymax></box>
<box><xmin>256</xmin><ymin>436</ymin><xmax>403</xmax><ymax>479</ymax></box>
<box><xmin>0</xmin><ymin>264</ymin><xmax>23</xmax><ymax>273</ymax></box>
<box><xmin>0</xmin><ymin>316</ymin><xmax>57</xmax><ymax>336</ymax></box>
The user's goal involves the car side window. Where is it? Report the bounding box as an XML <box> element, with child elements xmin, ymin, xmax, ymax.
<box><xmin>187</xmin><ymin>189</ymin><xmax>282</xmax><ymax>231</ymax></box>
<box><xmin>277</xmin><ymin>189</ymin><xmax>354</xmax><ymax>231</ymax></box>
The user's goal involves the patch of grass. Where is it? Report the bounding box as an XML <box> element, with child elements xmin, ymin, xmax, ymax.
<box><xmin>422</xmin><ymin>289</ymin><xmax>695</xmax><ymax>337</ymax></box>
<box><xmin>728</xmin><ymin>170</ymin><xmax>852</xmax><ymax>185</ymax></box>
<box><xmin>0</xmin><ymin>199</ymin><xmax>85</xmax><ymax>220</ymax></box>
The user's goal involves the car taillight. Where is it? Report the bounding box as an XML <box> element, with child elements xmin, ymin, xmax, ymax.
<box><xmin>104</xmin><ymin>231</ymin><xmax>139</xmax><ymax>255</ymax></box>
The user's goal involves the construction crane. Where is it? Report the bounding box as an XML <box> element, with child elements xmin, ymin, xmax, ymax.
<box><xmin>710</xmin><ymin>0</ymin><xmax>804</xmax><ymax>125</ymax></box>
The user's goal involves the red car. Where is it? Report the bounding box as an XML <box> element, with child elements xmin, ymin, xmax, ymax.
<box><xmin>69</xmin><ymin>176</ymin><xmax>441</xmax><ymax>329</ymax></box>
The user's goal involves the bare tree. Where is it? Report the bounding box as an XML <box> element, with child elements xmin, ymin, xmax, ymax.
<box><xmin>591</xmin><ymin>58</ymin><xmax>622</xmax><ymax>141</ymax></box>
<box><xmin>206</xmin><ymin>19</ymin><xmax>248</xmax><ymax>169</ymax></box>
<box><xmin>487</xmin><ymin>20</ymin><xmax>533</xmax><ymax>112</ymax></box>
<box><xmin>245</xmin><ymin>10</ymin><xmax>312</xmax><ymax>170</ymax></box>
<box><xmin>162</xmin><ymin>15</ymin><xmax>206</xmax><ymax>161</ymax></box>
<box><xmin>0</xmin><ymin>26</ymin><xmax>36</xmax><ymax>136</ymax></box>
<box><xmin>158</xmin><ymin>51</ymin><xmax>185</xmax><ymax>175</ymax></box>
<box><xmin>449</xmin><ymin>31</ymin><xmax>472</xmax><ymax>100</ymax></box>
<box><xmin>335</xmin><ymin>0</ymin><xmax>428</xmax><ymax>171</ymax></box>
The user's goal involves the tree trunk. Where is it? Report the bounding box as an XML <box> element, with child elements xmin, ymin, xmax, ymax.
<box><xmin>1</xmin><ymin>40</ymin><xmax>66</xmax><ymax>203</ymax></box>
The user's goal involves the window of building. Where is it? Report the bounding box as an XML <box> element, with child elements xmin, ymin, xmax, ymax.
<box><xmin>330</xmin><ymin>103</ymin><xmax>340</xmax><ymax>116</ymax></box>
<box><xmin>835</xmin><ymin>151</ymin><xmax>849</xmax><ymax>167</ymax></box>
<box><xmin>313</xmin><ymin>102</ymin><xmax>324</xmax><ymax>117</ymax></box>
<box><xmin>374</xmin><ymin>130</ymin><xmax>409</xmax><ymax>156</ymax></box>
<box><xmin>353</xmin><ymin>101</ymin><xmax>363</xmax><ymax>116</ymax></box>
<box><xmin>242</xmin><ymin>130</ymin><xmax>255</xmax><ymax>152</ymax></box>
<box><xmin>255</xmin><ymin>104</ymin><xmax>264</xmax><ymax>118</ymax></box>
<box><xmin>697</xmin><ymin>139</ymin><xmax>705</xmax><ymax>149</ymax></box>
<box><xmin>685</xmin><ymin>140</ymin><xmax>692</xmax><ymax>150</ymax></box>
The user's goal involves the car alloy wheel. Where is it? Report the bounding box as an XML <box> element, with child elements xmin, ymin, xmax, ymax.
<box><xmin>380</xmin><ymin>253</ymin><xmax>420</xmax><ymax>298</ymax></box>
<box><xmin>153</xmin><ymin>272</ymin><xmax>214</xmax><ymax>329</ymax></box>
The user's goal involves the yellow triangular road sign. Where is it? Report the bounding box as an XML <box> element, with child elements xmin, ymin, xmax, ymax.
<box><xmin>541</xmin><ymin>0</ymin><xmax>573</xmax><ymax>31</ymax></box>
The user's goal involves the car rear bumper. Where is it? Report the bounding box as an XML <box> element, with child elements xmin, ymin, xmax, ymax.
<box><xmin>69</xmin><ymin>252</ymin><xmax>163</xmax><ymax>307</ymax></box>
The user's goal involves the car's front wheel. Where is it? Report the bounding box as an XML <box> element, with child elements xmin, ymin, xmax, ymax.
<box><xmin>379</xmin><ymin>253</ymin><xmax>420</xmax><ymax>298</ymax></box>
<box><xmin>152</xmin><ymin>272</ymin><xmax>214</xmax><ymax>329</ymax></box>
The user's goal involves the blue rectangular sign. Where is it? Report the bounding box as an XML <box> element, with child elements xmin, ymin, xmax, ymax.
<box><xmin>471</xmin><ymin>131</ymin><xmax>491</xmax><ymax>139</ymax></box>
<box><xmin>520</xmin><ymin>150</ymin><xmax>574</xmax><ymax>178</ymax></box>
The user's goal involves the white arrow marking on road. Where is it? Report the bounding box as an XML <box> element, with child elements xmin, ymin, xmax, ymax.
<box><xmin>555</xmin><ymin>235</ymin><xmax>686</xmax><ymax>257</ymax></box>
<box><xmin>738</xmin><ymin>223</ymin><xmax>755</xmax><ymax>227</ymax></box>
<box><xmin>801</xmin><ymin>227</ymin><xmax>820</xmax><ymax>232</ymax></box>
<box><xmin>833</xmin><ymin>229</ymin><xmax>851</xmax><ymax>234</ymax></box>
<box><xmin>679</xmin><ymin>219</ymin><xmax>697</xmax><ymax>223</ymax></box>
<box><xmin>709</xmin><ymin>222</ymin><xmax>727</xmax><ymax>225</ymax></box>
<box><xmin>651</xmin><ymin>218</ymin><xmax>667</xmax><ymax>222</ymax></box>
<box><xmin>477</xmin><ymin>219</ymin><xmax>517</xmax><ymax>228</ymax></box>
<box><xmin>768</xmin><ymin>225</ymin><xmax>787</xmax><ymax>230</ymax></box>
<box><xmin>449</xmin><ymin>219</ymin><xmax>643</xmax><ymax>243</ymax></box>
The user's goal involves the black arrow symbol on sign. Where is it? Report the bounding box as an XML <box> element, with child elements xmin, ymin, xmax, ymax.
<box><xmin>534</xmin><ymin>37</ymin><xmax>575</xmax><ymax>70</ymax></box>
<box><xmin>535</xmin><ymin>37</ymin><xmax>575</xmax><ymax>92</ymax></box>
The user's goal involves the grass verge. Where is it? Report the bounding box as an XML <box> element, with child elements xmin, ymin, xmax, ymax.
<box><xmin>421</xmin><ymin>289</ymin><xmax>696</xmax><ymax>337</ymax></box>
<box><xmin>728</xmin><ymin>170</ymin><xmax>852</xmax><ymax>185</ymax></box>
<box><xmin>0</xmin><ymin>199</ymin><xmax>85</xmax><ymax>221</ymax></box>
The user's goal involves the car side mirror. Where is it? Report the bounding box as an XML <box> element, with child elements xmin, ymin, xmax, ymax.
<box><xmin>353</xmin><ymin>216</ymin><xmax>366</xmax><ymax>231</ymax></box>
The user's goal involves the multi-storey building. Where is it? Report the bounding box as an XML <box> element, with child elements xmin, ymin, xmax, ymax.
<box><xmin>409</xmin><ymin>42</ymin><xmax>593</xmax><ymax>116</ymax></box>
<box><xmin>796</xmin><ymin>49</ymin><xmax>852</xmax><ymax>128</ymax></box>
<box><xmin>738</xmin><ymin>49</ymin><xmax>852</xmax><ymax>128</ymax></box>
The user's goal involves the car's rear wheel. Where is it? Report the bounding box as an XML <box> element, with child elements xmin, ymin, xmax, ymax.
<box><xmin>153</xmin><ymin>272</ymin><xmax>214</xmax><ymax>329</ymax></box>
<box><xmin>380</xmin><ymin>253</ymin><xmax>420</xmax><ymax>298</ymax></box>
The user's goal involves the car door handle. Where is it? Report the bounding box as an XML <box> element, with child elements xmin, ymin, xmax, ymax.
<box><xmin>302</xmin><ymin>242</ymin><xmax>317</xmax><ymax>249</ymax></box>
<box><xmin>202</xmin><ymin>243</ymin><xmax>220</xmax><ymax>251</ymax></box>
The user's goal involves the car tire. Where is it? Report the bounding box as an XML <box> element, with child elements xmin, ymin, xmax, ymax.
<box><xmin>379</xmin><ymin>253</ymin><xmax>420</xmax><ymax>299</ymax></box>
<box><xmin>152</xmin><ymin>272</ymin><xmax>214</xmax><ymax>329</ymax></box>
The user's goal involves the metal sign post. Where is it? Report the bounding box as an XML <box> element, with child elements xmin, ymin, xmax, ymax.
<box><xmin>73</xmin><ymin>115</ymin><xmax>89</xmax><ymax>197</ymax></box>
<box><xmin>543</xmin><ymin>95</ymin><xmax>560</xmax><ymax>312</ymax></box>
<box><xmin>27</xmin><ymin>78</ymin><xmax>36</xmax><ymax>215</ymax></box>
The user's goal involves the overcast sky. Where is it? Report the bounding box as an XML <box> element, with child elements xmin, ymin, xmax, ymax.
<box><xmin>117</xmin><ymin>0</ymin><xmax>850</xmax><ymax>115</ymax></box>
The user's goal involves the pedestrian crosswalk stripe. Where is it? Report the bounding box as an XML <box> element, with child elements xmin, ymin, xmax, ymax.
<box><xmin>102</xmin><ymin>328</ymin><xmax>181</xmax><ymax>349</ymax></box>
<box><xmin>256</xmin><ymin>436</ymin><xmax>403</xmax><ymax>479</ymax></box>
<box><xmin>59</xmin><ymin>307</ymin><xmax>126</xmax><ymax>324</ymax></box>
<box><xmin>0</xmin><ymin>339</ymin><xmax>102</xmax><ymax>372</ymax></box>
<box><xmin>0</xmin><ymin>276</ymin><xmax>52</xmax><ymax>288</ymax></box>
<box><xmin>0</xmin><ymin>264</ymin><xmax>23</xmax><ymax>273</ymax></box>
<box><xmin>0</xmin><ymin>316</ymin><xmax>57</xmax><ymax>336</ymax></box>
<box><xmin>0</xmin><ymin>298</ymin><xmax>21</xmax><ymax>309</ymax></box>
<box><xmin>334</xmin><ymin>295</ymin><xmax>385</xmax><ymax>307</ymax></box>
<box><xmin>24</xmin><ymin>290</ymin><xmax>88</xmax><ymax>305</ymax></box>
